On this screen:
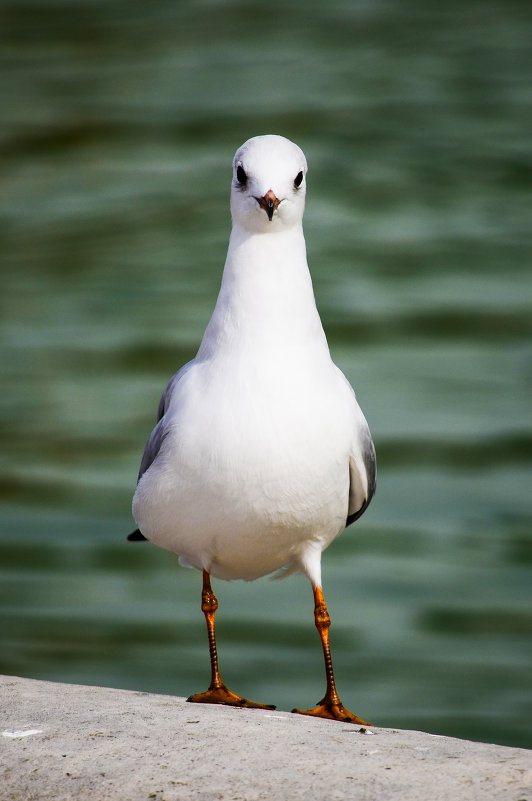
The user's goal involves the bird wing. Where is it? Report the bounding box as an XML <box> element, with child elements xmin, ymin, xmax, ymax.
<box><xmin>346</xmin><ymin>421</ymin><xmax>376</xmax><ymax>527</ymax></box>
<box><xmin>128</xmin><ymin>362</ymin><xmax>194</xmax><ymax>542</ymax></box>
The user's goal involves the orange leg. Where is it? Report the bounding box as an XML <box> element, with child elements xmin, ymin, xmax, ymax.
<box><xmin>292</xmin><ymin>585</ymin><xmax>369</xmax><ymax>725</ymax></box>
<box><xmin>187</xmin><ymin>570</ymin><xmax>275</xmax><ymax>710</ymax></box>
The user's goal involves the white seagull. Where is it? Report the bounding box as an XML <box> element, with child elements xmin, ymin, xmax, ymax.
<box><xmin>129</xmin><ymin>135</ymin><xmax>376</xmax><ymax>724</ymax></box>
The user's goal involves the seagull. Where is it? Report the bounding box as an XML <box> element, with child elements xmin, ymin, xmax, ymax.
<box><xmin>129</xmin><ymin>135</ymin><xmax>376</xmax><ymax>724</ymax></box>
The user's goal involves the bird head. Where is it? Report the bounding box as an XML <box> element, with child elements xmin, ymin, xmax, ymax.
<box><xmin>230</xmin><ymin>135</ymin><xmax>308</xmax><ymax>232</ymax></box>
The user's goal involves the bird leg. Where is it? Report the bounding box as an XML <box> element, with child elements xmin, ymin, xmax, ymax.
<box><xmin>187</xmin><ymin>570</ymin><xmax>275</xmax><ymax>710</ymax></box>
<box><xmin>292</xmin><ymin>585</ymin><xmax>369</xmax><ymax>725</ymax></box>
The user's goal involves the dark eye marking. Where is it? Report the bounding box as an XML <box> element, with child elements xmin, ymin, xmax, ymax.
<box><xmin>294</xmin><ymin>171</ymin><xmax>304</xmax><ymax>188</ymax></box>
<box><xmin>236</xmin><ymin>165</ymin><xmax>247</xmax><ymax>186</ymax></box>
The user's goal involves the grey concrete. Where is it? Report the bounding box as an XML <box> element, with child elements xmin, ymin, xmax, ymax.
<box><xmin>1</xmin><ymin>675</ymin><xmax>530</xmax><ymax>801</ymax></box>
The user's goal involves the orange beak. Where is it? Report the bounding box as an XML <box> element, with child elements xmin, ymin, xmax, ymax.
<box><xmin>256</xmin><ymin>189</ymin><xmax>281</xmax><ymax>221</ymax></box>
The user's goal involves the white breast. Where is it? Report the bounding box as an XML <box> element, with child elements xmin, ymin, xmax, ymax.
<box><xmin>133</xmin><ymin>345</ymin><xmax>358</xmax><ymax>581</ymax></box>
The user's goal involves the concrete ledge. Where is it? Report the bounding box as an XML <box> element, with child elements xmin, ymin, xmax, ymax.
<box><xmin>1</xmin><ymin>675</ymin><xmax>530</xmax><ymax>801</ymax></box>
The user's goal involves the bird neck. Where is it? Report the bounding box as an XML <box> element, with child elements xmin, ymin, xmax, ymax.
<box><xmin>196</xmin><ymin>223</ymin><xmax>329</xmax><ymax>362</ymax></box>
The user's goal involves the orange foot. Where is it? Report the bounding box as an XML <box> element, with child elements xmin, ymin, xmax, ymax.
<box><xmin>292</xmin><ymin>699</ymin><xmax>369</xmax><ymax>725</ymax></box>
<box><xmin>187</xmin><ymin>685</ymin><xmax>275</xmax><ymax>710</ymax></box>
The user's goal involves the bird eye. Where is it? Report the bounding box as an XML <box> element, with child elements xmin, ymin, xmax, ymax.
<box><xmin>236</xmin><ymin>165</ymin><xmax>247</xmax><ymax>185</ymax></box>
<box><xmin>294</xmin><ymin>171</ymin><xmax>304</xmax><ymax>188</ymax></box>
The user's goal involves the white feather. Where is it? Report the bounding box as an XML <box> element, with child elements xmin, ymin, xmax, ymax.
<box><xmin>132</xmin><ymin>135</ymin><xmax>374</xmax><ymax>588</ymax></box>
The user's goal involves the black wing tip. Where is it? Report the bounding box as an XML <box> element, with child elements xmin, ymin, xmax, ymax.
<box><xmin>345</xmin><ymin>500</ymin><xmax>369</xmax><ymax>528</ymax></box>
<box><xmin>345</xmin><ymin>474</ymin><xmax>377</xmax><ymax>528</ymax></box>
<box><xmin>127</xmin><ymin>528</ymin><xmax>147</xmax><ymax>542</ymax></box>
<box><xmin>346</xmin><ymin>433</ymin><xmax>377</xmax><ymax>529</ymax></box>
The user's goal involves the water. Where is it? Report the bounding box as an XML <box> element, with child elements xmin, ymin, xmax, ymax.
<box><xmin>1</xmin><ymin>0</ymin><xmax>531</xmax><ymax>750</ymax></box>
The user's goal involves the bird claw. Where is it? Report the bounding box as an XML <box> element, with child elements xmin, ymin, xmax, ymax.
<box><xmin>187</xmin><ymin>685</ymin><xmax>275</xmax><ymax>710</ymax></box>
<box><xmin>292</xmin><ymin>700</ymin><xmax>369</xmax><ymax>725</ymax></box>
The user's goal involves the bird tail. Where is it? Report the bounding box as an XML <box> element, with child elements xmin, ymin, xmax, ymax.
<box><xmin>127</xmin><ymin>528</ymin><xmax>147</xmax><ymax>542</ymax></box>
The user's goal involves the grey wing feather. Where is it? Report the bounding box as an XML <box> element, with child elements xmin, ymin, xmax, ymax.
<box><xmin>156</xmin><ymin>372</ymin><xmax>179</xmax><ymax>423</ymax></box>
<box><xmin>136</xmin><ymin>366</ymin><xmax>187</xmax><ymax>484</ymax></box>
<box><xmin>137</xmin><ymin>417</ymin><xmax>167</xmax><ymax>483</ymax></box>
<box><xmin>346</xmin><ymin>425</ymin><xmax>376</xmax><ymax>527</ymax></box>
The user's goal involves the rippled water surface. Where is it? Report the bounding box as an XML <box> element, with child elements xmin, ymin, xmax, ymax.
<box><xmin>1</xmin><ymin>0</ymin><xmax>531</xmax><ymax>749</ymax></box>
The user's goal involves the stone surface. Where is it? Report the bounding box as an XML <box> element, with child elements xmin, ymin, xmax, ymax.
<box><xmin>1</xmin><ymin>675</ymin><xmax>530</xmax><ymax>800</ymax></box>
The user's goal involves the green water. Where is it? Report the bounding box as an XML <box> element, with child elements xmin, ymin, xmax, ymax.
<box><xmin>1</xmin><ymin>0</ymin><xmax>531</xmax><ymax>749</ymax></box>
